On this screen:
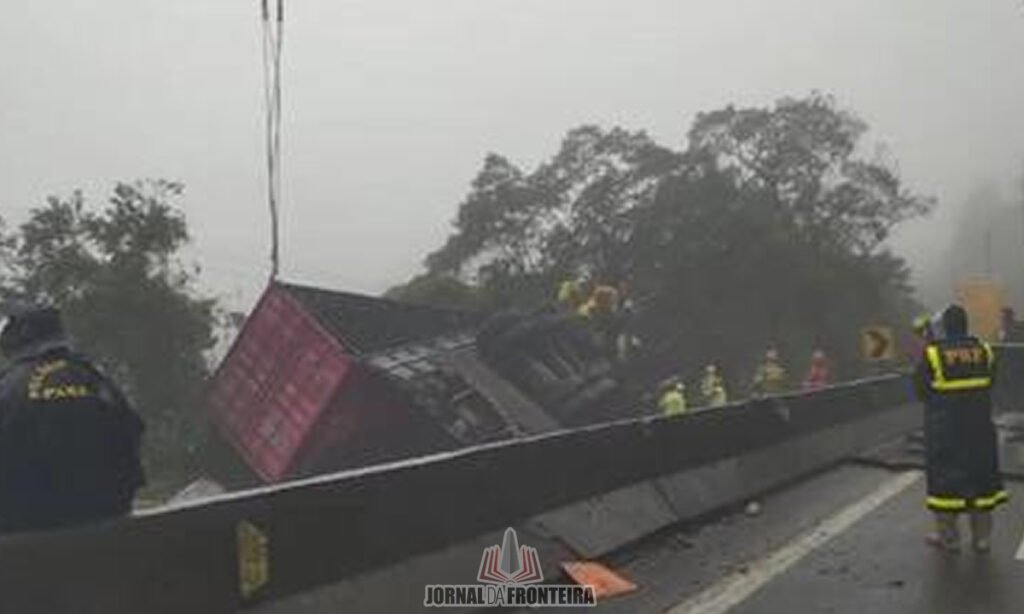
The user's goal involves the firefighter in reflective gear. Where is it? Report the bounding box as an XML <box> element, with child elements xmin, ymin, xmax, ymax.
<box><xmin>751</xmin><ymin>348</ymin><xmax>788</xmax><ymax>396</ymax></box>
<box><xmin>912</xmin><ymin>315</ymin><xmax>934</xmax><ymax>339</ymax></box>
<box><xmin>557</xmin><ymin>279</ymin><xmax>585</xmax><ymax>312</ymax></box>
<box><xmin>579</xmin><ymin>284</ymin><xmax>621</xmax><ymax>354</ymax></box>
<box><xmin>801</xmin><ymin>350</ymin><xmax>830</xmax><ymax>390</ymax></box>
<box><xmin>913</xmin><ymin>304</ymin><xmax>1006</xmax><ymax>553</ymax></box>
<box><xmin>907</xmin><ymin>315</ymin><xmax>934</xmax><ymax>365</ymax></box>
<box><xmin>0</xmin><ymin>305</ymin><xmax>145</xmax><ymax>533</ymax></box>
<box><xmin>578</xmin><ymin>284</ymin><xmax>620</xmax><ymax>319</ymax></box>
<box><xmin>700</xmin><ymin>364</ymin><xmax>728</xmax><ymax>407</ymax></box>
<box><xmin>658</xmin><ymin>379</ymin><xmax>687</xmax><ymax>417</ymax></box>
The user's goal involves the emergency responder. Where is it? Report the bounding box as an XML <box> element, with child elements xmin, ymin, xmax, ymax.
<box><xmin>0</xmin><ymin>304</ymin><xmax>145</xmax><ymax>533</ymax></box>
<box><xmin>751</xmin><ymin>347</ymin><xmax>788</xmax><ymax>397</ymax></box>
<box><xmin>658</xmin><ymin>378</ymin><xmax>687</xmax><ymax>417</ymax></box>
<box><xmin>913</xmin><ymin>315</ymin><xmax>934</xmax><ymax>339</ymax></box>
<box><xmin>802</xmin><ymin>350</ymin><xmax>830</xmax><ymax>390</ymax></box>
<box><xmin>999</xmin><ymin>307</ymin><xmax>1020</xmax><ymax>342</ymax></box>
<box><xmin>996</xmin><ymin>307</ymin><xmax>1024</xmax><ymax>414</ymax></box>
<box><xmin>579</xmin><ymin>283</ymin><xmax>621</xmax><ymax>354</ymax></box>
<box><xmin>913</xmin><ymin>304</ymin><xmax>1006</xmax><ymax>553</ymax></box>
<box><xmin>907</xmin><ymin>315</ymin><xmax>934</xmax><ymax>365</ymax></box>
<box><xmin>556</xmin><ymin>279</ymin><xmax>585</xmax><ymax>313</ymax></box>
<box><xmin>700</xmin><ymin>364</ymin><xmax>728</xmax><ymax>407</ymax></box>
<box><xmin>578</xmin><ymin>283</ymin><xmax>620</xmax><ymax>319</ymax></box>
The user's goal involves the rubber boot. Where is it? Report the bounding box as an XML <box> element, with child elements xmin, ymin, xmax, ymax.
<box><xmin>926</xmin><ymin>512</ymin><xmax>961</xmax><ymax>552</ymax></box>
<box><xmin>969</xmin><ymin>511</ymin><xmax>993</xmax><ymax>554</ymax></box>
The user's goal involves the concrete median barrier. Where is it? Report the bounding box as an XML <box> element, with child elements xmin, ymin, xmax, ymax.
<box><xmin>0</xmin><ymin>374</ymin><xmax>921</xmax><ymax>613</ymax></box>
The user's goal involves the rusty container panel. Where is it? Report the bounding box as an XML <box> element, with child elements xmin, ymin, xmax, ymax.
<box><xmin>207</xmin><ymin>287</ymin><xmax>352</xmax><ymax>482</ymax></box>
<box><xmin>290</xmin><ymin>366</ymin><xmax>456</xmax><ymax>478</ymax></box>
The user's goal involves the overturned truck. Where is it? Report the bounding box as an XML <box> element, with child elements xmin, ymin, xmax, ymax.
<box><xmin>205</xmin><ymin>281</ymin><xmax>629</xmax><ymax>485</ymax></box>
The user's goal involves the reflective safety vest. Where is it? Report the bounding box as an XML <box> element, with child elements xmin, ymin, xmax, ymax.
<box><xmin>557</xmin><ymin>280</ymin><xmax>582</xmax><ymax>308</ymax></box>
<box><xmin>700</xmin><ymin>374</ymin><xmax>728</xmax><ymax>406</ymax></box>
<box><xmin>924</xmin><ymin>339</ymin><xmax>994</xmax><ymax>392</ymax></box>
<box><xmin>659</xmin><ymin>388</ymin><xmax>687</xmax><ymax>417</ymax></box>
<box><xmin>753</xmin><ymin>360</ymin><xmax>787</xmax><ymax>395</ymax></box>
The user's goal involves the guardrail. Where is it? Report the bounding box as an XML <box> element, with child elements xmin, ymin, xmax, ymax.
<box><xmin>0</xmin><ymin>372</ymin><xmax>923</xmax><ymax>613</ymax></box>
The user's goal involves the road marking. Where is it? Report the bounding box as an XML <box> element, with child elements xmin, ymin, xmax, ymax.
<box><xmin>1015</xmin><ymin>527</ymin><xmax>1024</xmax><ymax>561</ymax></box>
<box><xmin>667</xmin><ymin>471</ymin><xmax>921</xmax><ymax>614</ymax></box>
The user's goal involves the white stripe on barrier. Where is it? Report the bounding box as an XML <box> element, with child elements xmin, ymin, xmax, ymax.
<box><xmin>667</xmin><ymin>471</ymin><xmax>921</xmax><ymax>614</ymax></box>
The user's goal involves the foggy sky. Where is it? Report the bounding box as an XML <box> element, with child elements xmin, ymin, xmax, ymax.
<box><xmin>2</xmin><ymin>0</ymin><xmax>1024</xmax><ymax>310</ymax></box>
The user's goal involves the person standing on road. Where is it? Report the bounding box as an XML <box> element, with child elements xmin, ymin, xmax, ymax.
<box><xmin>700</xmin><ymin>364</ymin><xmax>728</xmax><ymax>407</ymax></box>
<box><xmin>658</xmin><ymin>378</ymin><xmax>687</xmax><ymax>417</ymax></box>
<box><xmin>801</xmin><ymin>350</ymin><xmax>831</xmax><ymax>390</ymax></box>
<box><xmin>905</xmin><ymin>314</ymin><xmax>934</xmax><ymax>367</ymax></box>
<box><xmin>913</xmin><ymin>304</ymin><xmax>1006</xmax><ymax>553</ymax></box>
<box><xmin>0</xmin><ymin>304</ymin><xmax>145</xmax><ymax>533</ymax></box>
<box><xmin>556</xmin><ymin>278</ymin><xmax>585</xmax><ymax>313</ymax></box>
<box><xmin>751</xmin><ymin>347</ymin><xmax>788</xmax><ymax>397</ymax></box>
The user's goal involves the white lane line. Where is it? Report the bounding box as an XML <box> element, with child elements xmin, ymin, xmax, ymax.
<box><xmin>667</xmin><ymin>471</ymin><xmax>922</xmax><ymax>614</ymax></box>
<box><xmin>1015</xmin><ymin>526</ymin><xmax>1024</xmax><ymax>561</ymax></box>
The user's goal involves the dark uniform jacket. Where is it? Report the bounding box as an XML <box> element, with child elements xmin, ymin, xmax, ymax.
<box><xmin>0</xmin><ymin>345</ymin><xmax>145</xmax><ymax>532</ymax></box>
<box><xmin>913</xmin><ymin>336</ymin><xmax>1006</xmax><ymax>512</ymax></box>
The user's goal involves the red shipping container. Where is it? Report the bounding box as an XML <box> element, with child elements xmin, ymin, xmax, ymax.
<box><xmin>207</xmin><ymin>286</ymin><xmax>352</xmax><ymax>482</ymax></box>
<box><xmin>207</xmin><ymin>282</ymin><xmax>479</xmax><ymax>483</ymax></box>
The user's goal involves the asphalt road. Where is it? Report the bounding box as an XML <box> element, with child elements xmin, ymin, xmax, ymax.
<box><xmin>588</xmin><ymin>465</ymin><xmax>901</xmax><ymax>614</ymax></box>
<box><xmin>725</xmin><ymin>477</ymin><xmax>1024</xmax><ymax>614</ymax></box>
<box><xmin>257</xmin><ymin>461</ymin><xmax>1024</xmax><ymax>613</ymax></box>
<box><xmin>546</xmin><ymin>462</ymin><xmax>1024</xmax><ymax>614</ymax></box>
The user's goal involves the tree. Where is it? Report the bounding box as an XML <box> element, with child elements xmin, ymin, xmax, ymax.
<box><xmin>0</xmin><ymin>217</ymin><xmax>17</xmax><ymax>292</ymax></box>
<box><xmin>687</xmin><ymin>93</ymin><xmax>933</xmax><ymax>254</ymax></box>
<box><xmin>415</xmin><ymin>93</ymin><xmax>933</xmax><ymax>389</ymax></box>
<box><xmin>917</xmin><ymin>181</ymin><xmax>1024</xmax><ymax>309</ymax></box>
<box><xmin>630</xmin><ymin>126</ymin><xmax>929</xmax><ymax>377</ymax></box>
<box><xmin>384</xmin><ymin>273</ymin><xmax>484</xmax><ymax>312</ymax></box>
<box><xmin>426</xmin><ymin>127</ymin><xmax>678</xmax><ymax>306</ymax></box>
<box><xmin>8</xmin><ymin>180</ymin><xmax>217</xmax><ymax>489</ymax></box>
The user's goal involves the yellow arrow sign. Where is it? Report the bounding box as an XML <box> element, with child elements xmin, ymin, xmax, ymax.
<box><xmin>861</xmin><ymin>326</ymin><xmax>895</xmax><ymax>362</ymax></box>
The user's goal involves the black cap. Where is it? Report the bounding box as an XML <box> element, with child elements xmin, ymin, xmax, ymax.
<box><xmin>0</xmin><ymin>305</ymin><xmax>67</xmax><ymax>358</ymax></box>
<box><xmin>941</xmin><ymin>304</ymin><xmax>969</xmax><ymax>339</ymax></box>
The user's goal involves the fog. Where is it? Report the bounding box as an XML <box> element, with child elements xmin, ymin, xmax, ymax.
<box><xmin>2</xmin><ymin>0</ymin><xmax>1023</xmax><ymax>310</ymax></box>
<box><xmin>914</xmin><ymin>179</ymin><xmax>1024</xmax><ymax>310</ymax></box>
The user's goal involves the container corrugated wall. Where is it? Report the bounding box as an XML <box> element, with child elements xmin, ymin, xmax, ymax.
<box><xmin>207</xmin><ymin>287</ymin><xmax>352</xmax><ymax>481</ymax></box>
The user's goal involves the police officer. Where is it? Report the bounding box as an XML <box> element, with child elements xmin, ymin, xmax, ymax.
<box><xmin>0</xmin><ymin>304</ymin><xmax>145</xmax><ymax>532</ymax></box>
<box><xmin>914</xmin><ymin>304</ymin><xmax>1006</xmax><ymax>553</ymax></box>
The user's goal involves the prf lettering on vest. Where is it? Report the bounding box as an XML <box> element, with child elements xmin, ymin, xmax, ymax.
<box><xmin>942</xmin><ymin>347</ymin><xmax>985</xmax><ymax>366</ymax></box>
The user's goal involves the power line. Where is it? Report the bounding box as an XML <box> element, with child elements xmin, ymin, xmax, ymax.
<box><xmin>260</xmin><ymin>0</ymin><xmax>285</xmax><ymax>281</ymax></box>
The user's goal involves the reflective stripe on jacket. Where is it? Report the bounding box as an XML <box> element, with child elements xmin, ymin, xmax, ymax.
<box><xmin>915</xmin><ymin>337</ymin><xmax>1005</xmax><ymax>512</ymax></box>
<box><xmin>924</xmin><ymin>342</ymin><xmax>993</xmax><ymax>392</ymax></box>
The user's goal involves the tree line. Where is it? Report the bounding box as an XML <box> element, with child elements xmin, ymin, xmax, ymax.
<box><xmin>391</xmin><ymin>92</ymin><xmax>934</xmax><ymax>387</ymax></box>
<box><xmin>0</xmin><ymin>180</ymin><xmax>217</xmax><ymax>493</ymax></box>
<box><xmin>0</xmin><ymin>92</ymin><xmax>935</xmax><ymax>490</ymax></box>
